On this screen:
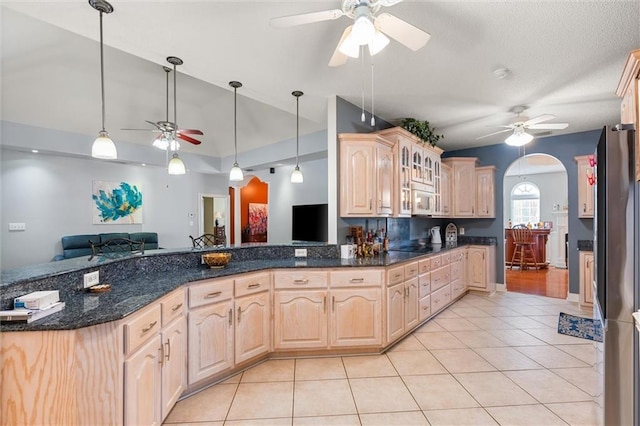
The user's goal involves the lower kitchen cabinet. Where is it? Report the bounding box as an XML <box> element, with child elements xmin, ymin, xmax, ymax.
<box><xmin>124</xmin><ymin>334</ymin><xmax>163</xmax><ymax>426</ymax></box>
<box><xmin>274</xmin><ymin>290</ymin><xmax>328</xmax><ymax>350</ymax></box>
<box><xmin>161</xmin><ymin>316</ymin><xmax>187</xmax><ymax>420</ymax></box>
<box><xmin>431</xmin><ymin>284</ymin><xmax>452</xmax><ymax>314</ymax></box>
<box><xmin>235</xmin><ymin>291</ymin><xmax>271</xmax><ymax>364</ymax></box>
<box><xmin>579</xmin><ymin>251</ymin><xmax>594</xmax><ymax>308</ymax></box>
<box><xmin>467</xmin><ymin>245</ymin><xmax>496</xmax><ymax>293</ymax></box>
<box><xmin>330</xmin><ymin>288</ymin><xmax>382</xmax><ymax>347</ymax></box>
<box><xmin>386</xmin><ymin>277</ymin><xmax>419</xmax><ymax>344</ymax></box>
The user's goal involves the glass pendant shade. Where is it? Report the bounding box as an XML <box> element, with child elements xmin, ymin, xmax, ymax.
<box><xmin>368</xmin><ymin>30</ymin><xmax>390</xmax><ymax>56</ymax></box>
<box><xmin>352</xmin><ymin>15</ymin><xmax>375</xmax><ymax>45</ymax></box>
<box><xmin>505</xmin><ymin>128</ymin><xmax>534</xmax><ymax>146</ymax></box>
<box><xmin>153</xmin><ymin>133</ymin><xmax>170</xmax><ymax>150</ymax></box>
<box><xmin>167</xmin><ymin>153</ymin><xmax>186</xmax><ymax>175</ymax></box>
<box><xmin>92</xmin><ymin>130</ymin><xmax>117</xmax><ymax>159</ymax></box>
<box><xmin>291</xmin><ymin>166</ymin><xmax>304</xmax><ymax>183</ymax></box>
<box><xmin>339</xmin><ymin>27</ymin><xmax>360</xmax><ymax>58</ymax></box>
<box><xmin>229</xmin><ymin>163</ymin><xmax>244</xmax><ymax>181</ymax></box>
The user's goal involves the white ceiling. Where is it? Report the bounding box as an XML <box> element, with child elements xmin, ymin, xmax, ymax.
<box><xmin>2</xmin><ymin>1</ymin><xmax>639</xmax><ymax>164</ymax></box>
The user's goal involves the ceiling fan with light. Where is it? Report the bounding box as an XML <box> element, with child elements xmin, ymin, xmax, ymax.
<box><xmin>122</xmin><ymin>56</ymin><xmax>203</xmax><ymax>149</ymax></box>
<box><xmin>476</xmin><ymin>106</ymin><xmax>569</xmax><ymax>146</ymax></box>
<box><xmin>270</xmin><ymin>0</ymin><xmax>431</xmax><ymax>67</ymax></box>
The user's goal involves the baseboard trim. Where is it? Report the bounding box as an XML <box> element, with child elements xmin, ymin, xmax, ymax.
<box><xmin>566</xmin><ymin>292</ymin><xmax>579</xmax><ymax>303</ymax></box>
<box><xmin>495</xmin><ymin>283</ymin><xmax>506</xmax><ymax>292</ymax></box>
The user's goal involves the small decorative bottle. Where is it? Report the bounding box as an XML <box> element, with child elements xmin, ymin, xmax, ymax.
<box><xmin>508</xmin><ymin>219</ymin><xmax>512</xmax><ymax>228</ymax></box>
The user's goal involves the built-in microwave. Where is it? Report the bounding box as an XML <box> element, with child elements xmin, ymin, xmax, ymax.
<box><xmin>411</xmin><ymin>183</ymin><xmax>435</xmax><ymax>215</ymax></box>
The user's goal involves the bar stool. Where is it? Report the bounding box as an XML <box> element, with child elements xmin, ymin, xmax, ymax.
<box><xmin>510</xmin><ymin>225</ymin><xmax>538</xmax><ymax>270</ymax></box>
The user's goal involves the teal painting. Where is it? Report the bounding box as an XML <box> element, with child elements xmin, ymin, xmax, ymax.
<box><xmin>92</xmin><ymin>181</ymin><xmax>143</xmax><ymax>224</ymax></box>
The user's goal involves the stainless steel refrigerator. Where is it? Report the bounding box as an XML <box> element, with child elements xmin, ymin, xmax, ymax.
<box><xmin>593</xmin><ymin>124</ymin><xmax>638</xmax><ymax>426</ymax></box>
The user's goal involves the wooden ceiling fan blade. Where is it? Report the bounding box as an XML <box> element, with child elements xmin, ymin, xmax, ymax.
<box><xmin>177</xmin><ymin>132</ymin><xmax>202</xmax><ymax>145</ymax></box>
<box><xmin>376</xmin><ymin>13</ymin><xmax>431</xmax><ymax>51</ymax></box>
<box><xmin>476</xmin><ymin>128</ymin><xmax>512</xmax><ymax>140</ymax></box>
<box><xmin>329</xmin><ymin>26</ymin><xmax>352</xmax><ymax>67</ymax></box>
<box><xmin>178</xmin><ymin>128</ymin><xmax>204</xmax><ymax>135</ymax></box>
<box><xmin>527</xmin><ymin>123</ymin><xmax>569</xmax><ymax>130</ymax></box>
<box><xmin>523</xmin><ymin>114</ymin><xmax>555</xmax><ymax>126</ymax></box>
<box><xmin>270</xmin><ymin>9</ymin><xmax>344</xmax><ymax>28</ymax></box>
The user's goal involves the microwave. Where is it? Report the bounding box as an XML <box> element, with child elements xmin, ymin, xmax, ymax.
<box><xmin>411</xmin><ymin>183</ymin><xmax>435</xmax><ymax>215</ymax></box>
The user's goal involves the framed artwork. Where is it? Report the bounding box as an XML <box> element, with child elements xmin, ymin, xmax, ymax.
<box><xmin>92</xmin><ymin>181</ymin><xmax>143</xmax><ymax>224</ymax></box>
<box><xmin>248</xmin><ymin>203</ymin><xmax>268</xmax><ymax>236</ymax></box>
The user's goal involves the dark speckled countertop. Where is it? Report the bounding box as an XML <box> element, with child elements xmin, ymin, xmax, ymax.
<box><xmin>1</xmin><ymin>239</ymin><xmax>496</xmax><ymax>332</ymax></box>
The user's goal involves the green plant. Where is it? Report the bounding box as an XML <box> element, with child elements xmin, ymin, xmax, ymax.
<box><xmin>401</xmin><ymin>118</ymin><xmax>444</xmax><ymax>147</ymax></box>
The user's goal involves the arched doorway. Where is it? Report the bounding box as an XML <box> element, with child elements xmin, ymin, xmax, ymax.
<box><xmin>503</xmin><ymin>154</ymin><xmax>569</xmax><ymax>298</ymax></box>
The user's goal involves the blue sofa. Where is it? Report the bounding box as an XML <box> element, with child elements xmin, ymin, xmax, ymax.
<box><xmin>54</xmin><ymin>232</ymin><xmax>159</xmax><ymax>260</ymax></box>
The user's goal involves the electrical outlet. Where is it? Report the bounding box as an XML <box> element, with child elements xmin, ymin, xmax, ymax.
<box><xmin>83</xmin><ymin>271</ymin><xmax>100</xmax><ymax>288</ymax></box>
<box><xmin>8</xmin><ymin>223</ymin><xmax>26</xmax><ymax>231</ymax></box>
<box><xmin>459</xmin><ymin>227</ymin><xmax>465</xmax><ymax>235</ymax></box>
<box><xmin>295</xmin><ymin>248</ymin><xmax>307</xmax><ymax>257</ymax></box>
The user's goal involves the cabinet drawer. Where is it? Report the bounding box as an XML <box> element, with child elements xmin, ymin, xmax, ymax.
<box><xmin>451</xmin><ymin>279</ymin><xmax>466</xmax><ymax>299</ymax></box>
<box><xmin>430</xmin><ymin>255</ymin><xmax>442</xmax><ymax>269</ymax></box>
<box><xmin>189</xmin><ymin>279</ymin><xmax>234</xmax><ymax>308</ymax></box>
<box><xmin>450</xmin><ymin>260</ymin><xmax>464</xmax><ymax>282</ymax></box>
<box><xmin>431</xmin><ymin>284</ymin><xmax>451</xmax><ymax>314</ymax></box>
<box><xmin>273</xmin><ymin>270</ymin><xmax>328</xmax><ymax>289</ymax></box>
<box><xmin>440</xmin><ymin>253</ymin><xmax>451</xmax><ymax>266</ymax></box>
<box><xmin>124</xmin><ymin>303</ymin><xmax>161</xmax><ymax>356</ymax></box>
<box><xmin>430</xmin><ymin>266</ymin><xmax>451</xmax><ymax>292</ymax></box>
<box><xmin>419</xmin><ymin>295</ymin><xmax>432</xmax><ymax>322</ymax></box>
<box><xmin>419</xmin><ymin>277</ymin><xmax>431</xmax><ymax>299</ymax></box>
<box><xmin>450</xmin><ymin>250</ymin><xmax>465</xmax><ymax>262</ymax></box>
<box><xmin>161</xmin><ymin>288</ymin><xmax>185</xmax><ymax>326</ymax></box>
<box><xmin>331</xmin><ymin>269</ymin><xmax>383</xmax><ymax>288</ymax></box>
<box><xmin>235</xmin><ymin>272</ymin><xmax>270</xmax><ymax>297</ymax></box>
<box><xmin>387</xmin><ymin>265</ymin><xmax>405</xmax><ymax>287</ymax></box>
<box><xmin>418</xmin><ymin>258</ymin><xmax>431</xmax><ymax>274</ymax></box>
<box><xmin>404</xmin><ymin>262</ymin><xmax>419</xmax><ymax>279</ymax></box>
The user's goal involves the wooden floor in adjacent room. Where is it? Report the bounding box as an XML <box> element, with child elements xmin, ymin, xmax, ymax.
<box><xmin>505</xmin><ymin>266</ymin><xmax>569</xmax><ymax>299</ymax></box>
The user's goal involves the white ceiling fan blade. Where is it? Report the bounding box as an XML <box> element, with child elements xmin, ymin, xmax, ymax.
<box><xmin>270</xmin><ymin>9</ymin><xmax>344</xmax><ymax>28</ymax></box>
<box><xmin>329</xmin><ymin>26</ymin><xmax>353</xmax><ymax>67</ymax></box>
<box><xmin>375</xmin><ymin>13</ymin><xmax>431</xmax><ymax>51</ymax></box>
<box><xmin>527</xmin><ymin>123</ymin><xmax>569</xmax><ymax>130</ymax></box>
<box><xmin>523</xmin><ymin>114</ymin><xmax>555</xmax><ymax>126</ymax></box>
<box><xmin>476</xmin><ymin>128</ymin><xmax>512</xmax><ymax>140</ymax></box>
<box><xmin>376</xmin><ymin>0</ymin><xmax>405</xmax><ymax>6</ymax></box>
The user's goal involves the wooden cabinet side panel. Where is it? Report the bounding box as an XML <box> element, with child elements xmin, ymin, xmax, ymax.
<box><xmin>1</xmin><ymin>331</ymin><xmax>77</xmax><ymax>426</ymax></box>
<box><xmin>75</xmin><ymin>322</ymin><xmax>123</xmax><ymax>426</ymax></box>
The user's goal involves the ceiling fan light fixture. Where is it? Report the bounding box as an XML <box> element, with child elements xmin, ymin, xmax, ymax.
<box><xmin>92</xmin><ymin>130</ymin><xmax>118</xmax><ymax>159</ymax></box>
<box><xmin>89</xmin><ymin>0</ymin><xmax>117</xmax><ymax>160</ymax></box>
<box><xmin>368</xmin><ymin>30</ymin><xmax>390</xmax><ymax>56</ymax></box>
<box><xmin>505</xmin><ymin>127</ymin><xmax>534</xmax><ymax>146</ymax></box>
<box><xmin>167</xmin><ymin>152</ymin><xmax>186</xmax><ymax>175</ymax></box>
<box><xmin>351</xmin><ymin>6</ymin><xmax>375</xmax><ymax>45</ymax></box>
<box><xmin>338</xmin><ymin>29</ymin><xmax>360</xmax><ymax>58</ymax></box>
<box><xmin>152</xmin><ymin>133</ymin><xmax>171</xmax><ymax>150</ymax></box>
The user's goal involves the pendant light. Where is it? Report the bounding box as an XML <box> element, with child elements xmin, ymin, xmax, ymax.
<box><xmin>229</xmin><ymin>81</ymin><xmax>244</xmax><ymax>182</ymax></box>
<box><xmin>166</xmin><ymin>56</ymin><xmax>186</xmax><ymax>175</ymax></box>
<box><xmin>291</xmin><ymin>90</ymin><xmax>304</xmax><ymax>184</ymax></box>
<box><xmin>89</xmin><ymin>0</ymin><xmax>117</xmax><ymax>159</ymax></box>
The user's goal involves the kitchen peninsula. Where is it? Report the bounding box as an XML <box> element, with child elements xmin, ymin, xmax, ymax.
<box><xmin>1</xmin><ymin>240</ymin><xmax>495</xmax><ymax>426</ymax></box>
<box><xmin>504</xmin><ymin>228</ymin><xmax>551</xmax><ymax>269</ymax></box>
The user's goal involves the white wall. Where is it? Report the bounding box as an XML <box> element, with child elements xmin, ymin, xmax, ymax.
<box><xmin>1</xmin><ymin>148</ymin><xmax>329</xmax><ymax>270</ymax></box>
<box><xmin>503</xmin><ymin>171</ymin><xmax>568</xmax><ymax>227</ymax></box>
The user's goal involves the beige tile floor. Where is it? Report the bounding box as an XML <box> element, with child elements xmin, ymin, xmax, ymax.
<box><xmin>164</xmin><ymin>291</ymin><xmax>600</xmax><ymax>426</ymax></box>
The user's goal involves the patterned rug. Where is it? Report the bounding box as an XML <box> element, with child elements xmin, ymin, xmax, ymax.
<box><xmin>557</xmin><ymin>312</ymin><xmax>603</xmax><ymax>342</ymax></box>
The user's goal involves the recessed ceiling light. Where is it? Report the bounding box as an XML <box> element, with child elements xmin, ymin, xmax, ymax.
<box><xmin>31</xmin><ymin>149</ymin><xmax>39</xmax><ymax>153</ymax></box>
<box><xmin>141</xmin><ymin>163</ymin><xmax>146</xmax><ymax>167</ymax></box>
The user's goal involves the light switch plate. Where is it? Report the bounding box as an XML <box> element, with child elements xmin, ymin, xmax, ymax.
<box><xmin>295</xmin><ymin>248</ymin><xmax>307</xmax><ymax>257</ymax></box>
<box><xmin>83</xmin><ymin>271</ymin><xmax>100</xmax><ymax>288</ymax></box>
<box><xmin>459</xmin><ymin>227</ymin><xmax>465</xmax><ymax>235</ymax></box>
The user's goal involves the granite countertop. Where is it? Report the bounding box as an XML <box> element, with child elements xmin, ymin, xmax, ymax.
<box><xmin>577</xmin><ymin>240</ymin><xmax>594</xmax><ymax>251</ymax></box>
<box><xmin>1</xmin><ymin>240</ymin><xmax>495</xmax><ymax>332</ymax></box>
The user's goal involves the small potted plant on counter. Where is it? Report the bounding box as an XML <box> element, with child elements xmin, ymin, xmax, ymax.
<box><xmin>401</xmin><ymin>118</ymin><xmax>444</xmax><ymax>147</ymax></box>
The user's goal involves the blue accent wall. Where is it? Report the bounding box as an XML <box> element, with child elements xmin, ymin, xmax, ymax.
<box><xmin>444</xmin><ymin>129</ymin><xmax>600</xmax><ymax>293</ymax></box>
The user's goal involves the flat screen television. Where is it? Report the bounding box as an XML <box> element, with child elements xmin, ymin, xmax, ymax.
<box><xmin>292</xmin><ymin>204</ymin><xmax>328</xmax><ymax>242</ymax></box>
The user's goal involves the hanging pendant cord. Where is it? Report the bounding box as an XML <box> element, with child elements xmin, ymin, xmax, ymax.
<box><xmin>361</xmin><ymin>46</ymin><xmax>365</xmax><ymax>122</ymax></box>
<box><xmin>165</xmin><ymin>70</ymin><xmax>169</xmax><ymax>122</ymax></box>
<box><xmin>371</xmin><ymin>58</ymin><xmax>376</xmax><ymax>127</ymax></box>
<box><xmin>234</xmin><ymin>86</ymin><xmax>238</xmax><ymax>164</ymax></box>
<box><xmin>99</xmin><ymin>11</ymin><xmax>106</xmax><ymax>132</ymax></box>
<box><xmin>296</xmin><ymin>95</ymin><xmax>300</xmax><ymax>167</ymax></box>
<box><xmin>173</xmin><ymin>63</ymin><xmax>178</xmax><ymax>132</ymax></box>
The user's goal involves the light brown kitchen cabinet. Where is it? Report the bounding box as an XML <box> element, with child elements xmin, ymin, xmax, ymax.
<box><xmin>579</xmin><ymin>251</ymin><xmax>594</xmax><ymax>309</ymax></box>
<box><xmin>124</xmin><ymin>334</ymin><xmax>162</xmax><ymax>426</ymax></box>
<box><xmin>575</xmin><ymin>155</ymin><xmax>595</xmax><ymax>218</ymax></box>
<box><xmin>467</xmin><ymin>245</ymin><xmax>496</xmax><ymax>294</ymax></box>
<box><xmin>393</xmin><ymin>136</ymin><xmax>413</xmax><ymax>216</ymax></box>
<box><xmin>235</xmin><ymin>291</ymin><xmax>270</xmax><ymax>364</ymax></box>
<box><xmin>386</xmin><ymin>263</ymin><xmax>419</xmax><ymax>344</ymax></box>
<box><xmin>443</xmin><ymin>157</ymin><xmax>478</xmax><ymax>217</ymax></box>
<box><xmin>160</xmin><ymin>316</ymin><xmax>187</xmax><ymax>420</ymax></box>
<box><xmin>475</xmin><ymin>166</ymin><xmax>496</xmax><ymax>218</ymax></box>
<box><xmin>274</xmin><ymin>289</ymin><xmax>328</xmax><ymax>349</ymax></box>
<box><xmin>449</xmin><ymin>248</ymin><xmax>467</xmax><ymax>299</ymax></box>
<box><xmin>330</xmin><ymin>288</ymin><xmax>382</xmax><ymax>347</ymax></box>
<box><xmin>440</xmin><ymin>162</ymin><xmax>451</xmax><ymax>216</ymax></box>
<box><xmin>339</xmin><ymin>133</ymin><xmax>394</xmax><ymax>217</ymax></box>
<box><xmin>615</xmin><ymin>49</ymin><xmax>640</xmax><ymax>181</ymax></box>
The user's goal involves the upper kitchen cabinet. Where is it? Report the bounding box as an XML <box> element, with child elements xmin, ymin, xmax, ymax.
<box><xmin>442</xmin><ymin>158</ymin><xmax>478</xmax><ymax>217</ymax></box>
<box><xmin>339</xmin><ymin>133</ymin><xmax>394</xmax><ymax>217</ymax></box>
<box><xmin>475</xmin><ymin>166</ymin><xmax>496</xmax><ymax>218</ymax></box>
<box><xmin>575</xmin><ymin>155</ymin><xmax>595</xmax><ymax>218</ymax></box>
<box><xmin>616</xmin><ymin>49</ymin><xmax>640</xmax><ymax>181</ymax></box>
<box><xmin>436</xmin><ymin>162</ymin><xmax>452</xmax><ymax>217</ymax></box>
<box><xmin>377</xmin><ymin>127</ymin><xmax>443</xmax><ymax>217</ymax></box>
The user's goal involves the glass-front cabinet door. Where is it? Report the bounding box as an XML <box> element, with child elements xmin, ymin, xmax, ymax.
<box><xmin>412</xmin><ymin>145</ymin><xmax>424</xmax><ymax>182</ymax></box>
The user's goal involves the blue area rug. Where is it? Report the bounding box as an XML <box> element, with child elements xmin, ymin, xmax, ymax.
<box><xmin>557</xmin><ymin>312</ymin><xmax>603</xmax><ymax>342</ymax></box>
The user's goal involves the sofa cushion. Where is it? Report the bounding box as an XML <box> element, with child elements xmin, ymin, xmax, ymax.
<box><xmin>61</xmin><ymin>234</ymin><xmax>100</xmax><ymax>259</ymax></box>
<box><xmin>129</xmin><ymin>232</ymin><xmax>159</xmax><ymax>250</ymax></box>
<box><xmin>99</xmin><ymin>233</ymin><xmax>130</xmax><ymax>244</ymax></box>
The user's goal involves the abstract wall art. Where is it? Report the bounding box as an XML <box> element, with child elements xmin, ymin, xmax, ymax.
<box><xmin>248</xmin><ymin>203</ymin><xmax>268</xmax><ymax>239</ymax></box>
<box><xmin>92</xmin><ymin>181</ymin><xmax>143</xmax><ymax>224</ymax></box>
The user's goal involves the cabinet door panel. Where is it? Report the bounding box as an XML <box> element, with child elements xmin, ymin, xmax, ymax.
<box><xmin>235</xmin><ymin>292</ymin><xmax>270</xmax><ymax>364</ymax></box>
<box><xmin>404</xmin><ymin>278</ymin><xmax>419</xmax><ymax>330</ymax></box>
<box><xmin>330</xmin><ymin>288</ymin><xmax>382</xmax><ymax>347</ymax></box>
<box><xmin>377</xmin><ymin>145</ymin><xmax>394</xmax><ymax>215</ymax></box>
<box><xmin>386</xmin><ymin>285</ymin><xmax>405</xmax><ymax>343</ymax></box>
<box><xmin>161</xmin><ymin>317</ymin><xmax>187</xmax><ymax>421</ymax></box>
<box><xmin>340</xmin><ymin>142</ymin><xmax>375</xmax><ymax>216</ymax></box>
<box><xmin>124</xmin><ymin>335</ymin><xmax>162</xmax><ymax>426</ymax></box>
<box><xmin>274</xmin><ymin>290</ymin><xmax>328</xmax><ymax>349</ymax></box>
<box><xmin>188</xmin><ymin>300</ymin><xmax>234</xmax><ymax>385</ymax></box>
<box><xmin>467</xmin><ymin>248</ymin><xmax>487</xmax><ymax>290</ymax></box>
